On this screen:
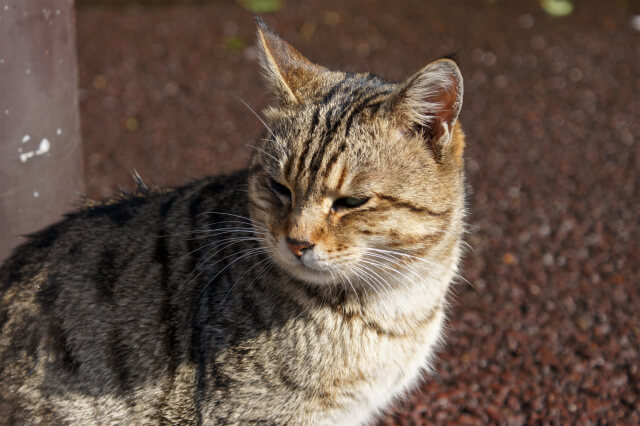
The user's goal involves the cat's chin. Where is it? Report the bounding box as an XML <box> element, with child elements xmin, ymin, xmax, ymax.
<box><xmin>279</xmin><ymin>261</ymin><xmax>337</xmax><ymax>285</ymax></box>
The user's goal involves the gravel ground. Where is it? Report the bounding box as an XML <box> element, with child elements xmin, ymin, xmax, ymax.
<box><xmin>76</xmin><ymin>0</ymin><xmax>640</xmax><ymax>423</ymax></box>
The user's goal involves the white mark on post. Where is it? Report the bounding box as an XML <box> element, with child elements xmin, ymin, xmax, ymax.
<box><xmin>56</xmin><ymin>128</ymin><xmax>62</xmax><ymax>135</ymax></box>
<box><xmin>36</xmin><ymin>138</ymin><xmax>50</xmax><ymax>155</ymax></box>
<box><xmin>22</xmin><ymin>134</ymin><xmax>30</xmax><ymax>143</ymax></box>
<box><xmin>18</xmin><ymin>147</ymin><xmax>22</xmax><ymax>153</ymax></box>
<box><xmin>20</xmin><ymin>152</ymin><xmax>35</xmax><ymax>162</ymax></box>
<box><xmin>26</xmin><ymin>68</ymin><xmax>31</xmax><ymax>75</ymax></box>
<box><xmin>33</xmin><ymin>191</ymin><xmax>40</xmax><ymax>198</ymax></box>
<box><xmin>19</xmin><ymin>139</ymin><xmax>51</xmax><ymax>162</ymax></box>
<box><xmin>0</xmin><ymin>58</ymin><xmax>4</xmax><ymax>64</ymax></box>
<box><xmin>4</xmin><ymin>109</ymin><xmax>8</xmax><ymax>115</ymax></box>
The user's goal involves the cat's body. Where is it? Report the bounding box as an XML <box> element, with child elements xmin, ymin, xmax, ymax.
<box><xmin>0</xmin><ymin>19</ymin><xmax>466</xmax><ymax>425</ymax></box>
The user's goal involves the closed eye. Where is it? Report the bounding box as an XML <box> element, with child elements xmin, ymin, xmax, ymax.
<box><xmin>332</xmin><ymin>197</ymin><xmax>370</xmax><ymax>211</ymax></box>
<box><xmin>269</xmin><ymin>178</ymin><xmax>291</xmax><ymax>200</ymax></box>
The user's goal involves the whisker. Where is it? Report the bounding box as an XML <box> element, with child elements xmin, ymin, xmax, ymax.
<box><xmin>181</xmin><ymin>236</ymin><xmax>269</xmax><ymax>261</ymax></box>
<box><xmin>177</xmin><ymin>229</ymin><xmax>269</xmax><ymax>242</ymax></box>
<box><xmin>328</xmin><ymin>265</ymin><xmax>361</xmax><ymax>307</ymax></box>
<box><xmin>195</xmin><ymin>211</ymin><xmax>267</xmax><ymax>230</ymax></box>
<box><xmin>350</xmin><ymin>265</ymin><xmax>384</xmax><ymax>299</ymax></box>
<box><xmin>153</xmin><ymin>223</ymin><xmax>265</xmax><ymax>239</ymax></box>
<box><xmin>366</xmin><ymin>247</ymin><xmax>474</xmax><ymax>288</ymax></box>
<box><xmin>362</xmin><ymin>254</ymin><xmax>422</xmax><ymax>283</ymax></box>
<box><xmin>182</xmin><ymin>238</ymin><xmax>269</xmax><ymax>287</ymax></box>
<box><xmin>357</xmin><ymin>264</ymin><xmax>393</xmax><ymax>292</ymax></box>
<box><xmin>238</xmin><ymin>97</ymin><xmax>276</xmax><ymax>139</ymax></box>
<box><xmin>246</xmin><ymin>143</ymin><xmax>280</xmax><ymax>164</ymax></box>
<box><xmin>215</xmin><ymin>255</ymin><xmax>274</xmax><ymax>313</ymax></box>
<box><xmin>199</xmin><ymin>248</ymin><xmax>269</xmax><ymax>297</ymax></box>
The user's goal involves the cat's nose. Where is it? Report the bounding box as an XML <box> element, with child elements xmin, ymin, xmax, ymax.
<box><xmin>285</xmin><ymin>237</ymin><xmax>314</xmax><ymax>259</ymax></box>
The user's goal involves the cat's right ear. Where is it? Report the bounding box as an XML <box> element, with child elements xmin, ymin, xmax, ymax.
<box><xmin>255</xmin><ymin>17</ymin><xmax>327</xmax><ymax>105</ymax></box>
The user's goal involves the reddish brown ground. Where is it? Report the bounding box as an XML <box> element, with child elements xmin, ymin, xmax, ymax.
<box><xmin>77</xmin><ymin>0</ymin><xmax>640</xmax><ymax>423</ymax></box>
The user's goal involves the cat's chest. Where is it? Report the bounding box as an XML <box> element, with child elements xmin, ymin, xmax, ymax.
<box><xmin>317</xmin><ymin>306</ymin><xmax>447</xmax><ymax>426</ymax></box>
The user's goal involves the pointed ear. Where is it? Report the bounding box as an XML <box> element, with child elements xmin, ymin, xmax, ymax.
<box><xmin>392</xmin><ymin>58</ymin><xmax>463</xmax><ymax>160</ymax></box>
<box><xmin>255</xmin><ymin>17</ymin><xmax>327</xmax><ymax>105</ymax></box>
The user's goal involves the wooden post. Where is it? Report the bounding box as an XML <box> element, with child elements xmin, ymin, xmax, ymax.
<box><xmin>0</xmin><ymin>0</ymin><xmax>84</xmax><ymax>262</ymax></box>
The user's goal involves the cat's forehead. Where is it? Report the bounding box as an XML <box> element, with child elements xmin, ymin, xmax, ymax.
<box><xmin>261</xmin><ymin>75</ymin><xmax>400</xmax><ymax>189</ymax></box>
<box><xmin>288</xmin><ymin>72</ymin><xmax>397</xmax><ymax>146</ymax></box>
<box><xmin>317</xmin><ymin>72</ymin><xmax>394</xmax><ymax>101</ymax></box>
<box><xmin>267</xmin><ymin>71</ymin><xmax>396</xmax><ymax>132</ymax></box>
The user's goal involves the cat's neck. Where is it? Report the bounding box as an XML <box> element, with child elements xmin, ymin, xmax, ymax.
<box><xmin>276</xmin><ymin>247</ymin><xmax>461</xmax><ymax>337</ymax></box>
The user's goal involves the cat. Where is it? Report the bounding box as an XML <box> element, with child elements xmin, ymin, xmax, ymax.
<box><xmin>0</xmin><ymin>17</ymin><xmax>466</xmax><ymax>425</ymax></box>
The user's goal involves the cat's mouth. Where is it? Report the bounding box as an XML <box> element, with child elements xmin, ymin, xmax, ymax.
<box><xmin>271</xmin><ymin>237</ymin><xmax>339</xmax><ymax>284</ymax></box>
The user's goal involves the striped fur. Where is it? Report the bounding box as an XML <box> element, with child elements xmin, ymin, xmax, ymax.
<box><xmin>0</xmin><ymin>19</ymin><xmax>467</xmax><ymax>425</ymax></box>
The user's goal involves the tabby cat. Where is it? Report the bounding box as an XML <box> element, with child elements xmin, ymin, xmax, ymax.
<box><xmin>0</xmin><ymin>18</ymin><xmax>466</xmax><ymax>425</ymax></box>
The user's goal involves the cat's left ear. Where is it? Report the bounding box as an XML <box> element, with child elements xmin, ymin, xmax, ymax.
<box><xmin>255</xmin><ymin>17</ymin><xmax>327</xmax><ymax>105</ymax></box>
<box><xmin>391</xmin><ymin>59</ymin><xmax>464</xmax><ymax>161</ymax></box>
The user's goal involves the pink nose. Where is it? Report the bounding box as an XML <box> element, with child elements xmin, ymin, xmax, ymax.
<box><xmin>285</xmin><ymin>237</ymin><xmax>313</xmax><ymax>259</ymax></box>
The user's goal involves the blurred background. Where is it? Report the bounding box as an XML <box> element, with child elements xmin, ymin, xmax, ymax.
<box><xmin>3</xmin><ymin>0</ymin><xmax>640</xmax><ymax>423</ymax></box>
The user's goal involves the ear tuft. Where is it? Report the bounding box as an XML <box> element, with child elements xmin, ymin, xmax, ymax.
<box><xmin>394</xmin><ymin>58</ymin><xmax>463</xmax><ymax>159</ymax></box>
<box><xmin>255</xmin><ymin>17</ymin><xmax>326</xmax><ymax>105</ymax></box>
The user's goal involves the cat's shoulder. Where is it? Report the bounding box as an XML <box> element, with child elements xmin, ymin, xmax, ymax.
<box><xmin>0</xmin><ymin>169</ymin><xmax>250</xmax><ymax>280</ymax></box>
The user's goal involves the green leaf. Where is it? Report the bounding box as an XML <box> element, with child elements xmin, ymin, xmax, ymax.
<box><xmin>225</xmin><ymin>36</ymin><xmax>245</xmax><ymax>51</ymax></box>
<box><xmin>237</xmin><ymin>0</ymin><xmax>283</xmax><ymax>13</ymax></box>
<box><xmin>541</xmin><ymin>0</ymin><xmax>573</xmax><ymax>17</ymax></box>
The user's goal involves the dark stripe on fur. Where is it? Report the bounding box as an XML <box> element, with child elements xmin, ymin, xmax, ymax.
<box><xmin>376</xmin><ymin>193</ymin><xmax>451</xmax><ymax>217</ymax></box>
<box><xmin>95</xmin><ymin>250</ymin><xmax>117</xmax><ymax>300</ymax></box>
<box><xmin>109</xmin><ymin>329</ymin><xmax>132</xmax><ymax>394</ymax></box>
<box><xmin>36</xmin><ymin>273</ymin><xmax>60</xmax><ymax>312</ymax></box>
<box><xmin>344</xmin><ymin>100</ymin><xmax>384</xmax><ymax>137</ymax></box>
<box><xmin>305</xmin><ymin>81</ymin><xmax>373</xmax><ymax>181</ymax></box>
<box><xmin>310</xmin><ymin>90</ymin><xmax>392</xmax><ymax>185</ymax></box>
<box><xmin>49</xmin><ymin>318</ymin><xmax>80</xmax><ymax>373</ymax></box>
<box><xmin>294</xmin><ymin>107</ymin><xmax>320</xmax><ymax>181</ymax></box>
<box><xmin>339</xmin><ymin>206</ymin><xmax>380</xmax><ymax>221</ymax></box>
<box><xmin>321</xmin><ymin>72</ymin><xmax>354</xmax><ymax>105</ymax></box>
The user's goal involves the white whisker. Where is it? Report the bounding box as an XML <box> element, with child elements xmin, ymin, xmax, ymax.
<box><xmin>246</xmin><ymin>143</ymin><xmax>280</xmax><ymax>164</ymax></box>
<box><xmin>196</xmin><ymin>211</ymin><xmax>268</xmax><ymax>230</ymax></box>
<box><xmin>350</xmin><ymin>265</ymin><xmax>384</xmax><ymax>299</ymax></box>
<box><xmin>199</xmin><ymin>248</ymin><xmax>269</xmax><ymax>297</ymax></box>
<box><xmin>238</xmin><ymin>97</ymin><xmax>276</xmax><ymax>139</ymax></box>
<box><xmin>215</xmin><ymin>255</ymin><xmax>274</xmax><ymax>313</ymax></box>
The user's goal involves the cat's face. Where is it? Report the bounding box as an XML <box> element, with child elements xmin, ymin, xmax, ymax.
<box><xmin>247</xmin><ymin>19</ymin><xmax>465</xmax><ymax>287</ymax></box>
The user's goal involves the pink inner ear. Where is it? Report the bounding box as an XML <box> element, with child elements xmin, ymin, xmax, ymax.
<box><xmin>433</xmin><ymin>76</ymin><xmax>460</xmax><ymax>127</ymax></box>
<box><xmin>414</xmin><ymin>72</ymin><xmax>461</xmax><ymax>144</ymax></box>
<box><xmin>396</xmin><ymin>59</ymin><xmax>463</xmax><ymax>147</ymax></box>
<box><xmin>397</xmin><ymin>60</ymin><xmax>463</xmax><ymax>162</ymax></box>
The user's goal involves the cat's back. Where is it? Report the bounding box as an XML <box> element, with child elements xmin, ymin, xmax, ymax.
<box><xmin>0</xmin><ymin>170</ymin><xmax>249</xmax><ymax>424</ymax></box>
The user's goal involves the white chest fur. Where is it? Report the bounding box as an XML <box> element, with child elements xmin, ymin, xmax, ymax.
<box><xmin>323</xmin><ymin>307</ymin><xmax>446</xmax><ymax>426</ymax></box>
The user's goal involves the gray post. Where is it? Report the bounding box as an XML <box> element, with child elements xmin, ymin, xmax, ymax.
<box><xmin>0</xmin><ymin>0</ymin><xmax>84</xmax><ymax>262</ymax></box>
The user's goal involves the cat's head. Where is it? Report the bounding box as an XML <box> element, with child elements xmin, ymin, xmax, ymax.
<box><xmin>248</xmin><ymin>18</ymin><xmax>466</xmax><ymax>288</ymax></box>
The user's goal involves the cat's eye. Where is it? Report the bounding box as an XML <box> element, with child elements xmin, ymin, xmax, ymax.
<box><xmin>332</xmin><ymin>197</ymin><xmax>370</xmax><ymax>211</ymax></box>
<box><xmin>269</xmin><ymin>179</ymin><xmax>291</xmax><ymax>200</ymax></box>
